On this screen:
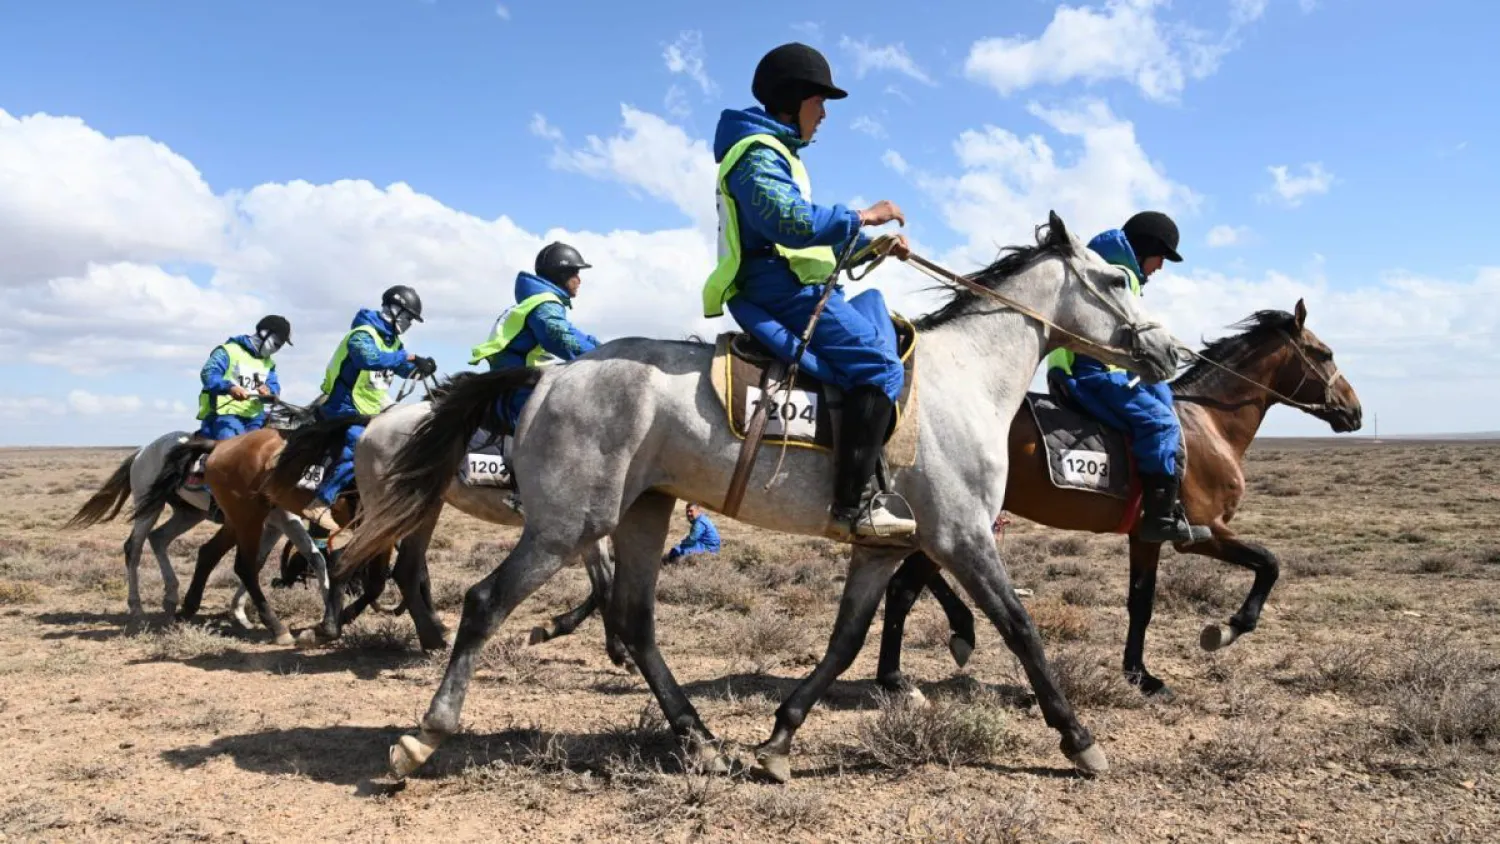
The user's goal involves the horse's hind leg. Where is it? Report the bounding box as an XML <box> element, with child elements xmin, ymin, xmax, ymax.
<box><xmin>1188</xmin><ymin>535</ymin><xmax>1280</xmax><ymax>652</ymax></box>
<box><xmin>528</xmin><ymin>592</ymin><xmax>597</xmax><ymax>645</ymax></box>
<box><xmin>755</xmin><ymin>545</ymin><xmax>908</xmax><ymax>783</ymax></box>
<box><xmin>389</xmin><ymin>526</ymin><xmax>575</xmax><ymax>778</ymax></box>
<box><xmin>229</xmin><ymin>505</ymin><xmax>291</xmax><ymax>645</ymax></box>
<box><xmin>145</xmin><ymin>505</ymin><xmax>203</xmax><ymax>616</ymax></box>
<box><xmin>390</xmin><ymin>517</ymin><xmax>449</xmax><ymax>650</ymax></box>
<box><xmin>122</xmin><ymin>509</ymin><xmax>160</xmax><ymax>618</ymax></box>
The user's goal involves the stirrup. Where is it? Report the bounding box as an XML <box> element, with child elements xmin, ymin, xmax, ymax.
<box><xmin>830</xmin><ymin>493</ymin><xmax>917</xmax><ymax>540</ymax></box>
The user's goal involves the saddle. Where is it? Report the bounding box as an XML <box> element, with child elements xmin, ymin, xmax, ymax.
<box><xmin>708</xmin><ymin>313</ymin><xmax>921</xmax><ymax>465</ymax></box>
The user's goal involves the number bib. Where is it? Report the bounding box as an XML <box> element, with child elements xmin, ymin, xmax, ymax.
<box><xmin>461</xmin><ymin>453</ymin><xmax>511</xmax><ymax>488</ymax></box>
<box><xmin>368</xmin><ymin>369</ymin><xmax>396</xmax><ymax>392</ymax></box>
<box><xmin>745</xmin><ymin>387</ymin><xmax>819</xmax><ymax>440</ymax></box>
<box><xmin>1059</xmin><ymin>449</ymin><xmax>1111</xmax><ymax>490</ymax></box>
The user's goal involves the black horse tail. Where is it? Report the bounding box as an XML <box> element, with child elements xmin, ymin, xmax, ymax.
<box><xmin>340</xmin><ymin>367</ymin><xmax>540</xmax><ymax>568</ymax></box>
<box><xmin>264</xmin><ymin>415</ymin><xmax>371</xmax><ymax>501</ymax></box>
<box><xmin>65</xmin><ymin>451</ymin><xmax>137</xmax><ymax>529</ymax></box>
<box><xmin>139</xmin><ymin>440</ymin><xmax>215</xmax><ymax>516</ymax></box>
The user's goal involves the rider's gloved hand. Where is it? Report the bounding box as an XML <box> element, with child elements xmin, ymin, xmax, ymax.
<box><xmin>413</xmin><ymin>356</ymin><xmax>438</xmax><ymax>377</ymax></box>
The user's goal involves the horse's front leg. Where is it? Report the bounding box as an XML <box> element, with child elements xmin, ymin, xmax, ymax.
<box><xmin>1123</xmin><ymin>538</ymin><xmax>1171</xmax><ymax>697</ymax></box>
<box><xmin>1185</xmin><ymin>533</ymin><xmax>1280</xmax><ymax>652</ymax></box>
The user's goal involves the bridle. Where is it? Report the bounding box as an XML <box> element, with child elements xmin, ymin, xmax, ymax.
<box><xmin>1174</xmin><ymin>329</ymin><xmax>1346</xmax><ymax>414</ymax></box>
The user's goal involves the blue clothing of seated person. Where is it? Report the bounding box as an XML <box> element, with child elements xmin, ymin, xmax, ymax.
<box><xmin>194</xmin><ymin>316</ymin><xmax>291</xmax><ymax>441</ymax></box>
<box><xmin>664</xmin><ymin>504</ymin><xmax>722</xmax><ymax>564</ymax></box>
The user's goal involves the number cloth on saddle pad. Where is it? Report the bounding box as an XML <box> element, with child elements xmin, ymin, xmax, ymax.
<box><xmin>1025</xmin><ymin>391</ymin><xmax>1136</xmax><ymax>500</ymax></box>
<box><xmin>707</xmin><ymin>313</ymin><xmax>921</xmax><ymax>468</ymax></box>
<box><xmin>457</xmin><ymin>427</ymin><xmax>512</xmax><ymax>489</ymax></box>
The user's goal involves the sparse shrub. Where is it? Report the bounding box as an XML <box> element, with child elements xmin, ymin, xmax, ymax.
<box><xmin>269</xmin><ymin>584</ymin><xmax>325</xmax><ymax>621</ymax></box>
<box><xmin>1474</xmin><ymin>547</ymin><xmax>1500</xmax><ymax>566</ymax></box>
<box><xmin>726</xmin><ymin>544</ymin><xmax>768</xmax><ymax>570</ymax></box>
<box><xmin>899</xmin><ymin>793</ymin><xmax>1046</xmax><ymax>844</ymax></box>
<box><xmin>0</xmin><ymin>538</ymin><xmax>31</xmax><ymax>563</ymax></box>
<box><xmin>777</xmin><ymin>582</ymin><xmax>831</xmax><ymax>618</ymax></box>
<box><xmin>1379</xmin><ymin>634</ymin><xmax>1500</xmax><ymax>748</ymax></box>
<box><xmin>467</xmin><ymin>540</ymin><xmax>513</xmax><ymax>570</ymax></box>
<box><xmin>1158</xmin><ymin>565</ymin><xmax>1235</xmax><ymax>613</ymax></box>
<box><xmin>143</xmin><ymin>624</ymin><xmax>233</xmax><ymax>661</ymax></box>
<box><xmin>854</xmin><ymin>691</ymin><xmax>1017</xmax><ymax>772</ymax></box>
<box><xmin>1417</xmin><ymin>553</ymin><xmax>1460</xmax><ymax>574</ymax></box>
<box><xmin>0</xmin><ymin>579</ymin><xmax>42</xmax><ymax>605</ymax></box>
<box><xmin>432</xmin><ymin>579</ymin><xmax>467</xmax><ymax>612</ymax></box>
<box><xmin>1026</xmin><ymin>598</ymin><xmax>1090</xmax><ymax>642</ymax></box>
<box><xmin>656</xmin><ymin>562</ymin><xmax>757</xmax><ymax>613</ymax></box>
<box><xmin>1187</xmin><ymin>720</ymin><xmax>1283</xmax><ymax>782</ymax></box>
<box><xmin>1044</xmin><ymin>647</ymin><xmax>1143</xmax><ymax>709</ymax></box>
<box><xmin>429</xmin><ymin>534</ymin><xmax>455</xmax><ymax>551</ymax></box>
<box><xmin>1393</xmin><ymin>531</ymin><xmax>1430</xmax><ymax>545</ymax></box>
<box><xmin>477</xmin><ymin>635</ymin><xmax>542</xmax><ymax>684</ymax></box>
<box><xmin>736</xmin><ymin>789</ymin><xmax>829</xmax><ymax>831</ymax></box>
<box><xmin>1285</xmin><ymin>552</ymin><xmax>1352</xmax><ymax>578</ymax></box>
<box><xmin>1043</xmin><ymin>560</ymin><xmax>1084</xmax><ymax>579</ymax></box>
<box><xmin>723</xmin><ymin>606</ymin><xmax>806</xmax><ymax>673</ymax></box>
<box><xmin>1303</xmin><ymin>644</ymin><xmax>1379</xmax><ymax>694</ymax></box>
<box><xmin>908</xmin><ymin>608</ymin><xmax>952</xmax><ymax>650</ymax></box>
<box><xmin>1061</xmin><ymin>581</ymin><xmax>1105</xmax><ymax>607</ymax></box>
<box><xmin>1047</xmin><ymin>536</ymin><xmax>1088</xmax><ymax>557</ymax></box>
<box><xmin>340</xmin><ymin>616</ymin><xmax>416</xmax><ymax>652</ymax></box>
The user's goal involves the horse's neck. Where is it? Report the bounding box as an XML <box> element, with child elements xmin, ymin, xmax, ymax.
<box><xmin>1190</xmin><ymin>368</ymin><xmax>1276</xmax><ymax>460</ymax></box>
<box><xmin>922</xmin><ymin>309</ymin><xmax>1047</xmax><ymax>414</ymax></box>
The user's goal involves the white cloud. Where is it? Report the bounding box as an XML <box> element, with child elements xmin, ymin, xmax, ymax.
<box><xmin>1205</xmin><ymin>224</ymin><xmax>1249</xmax><ymax>247</ymax></box>
<box><xmin>664</xmin><ymin>85</ymin><xmax>691</xmax><ymax>120</ymax></box>
<box><xmin>494</xmin><ymin>3</ymin><xmax>510</xmax><ymax>20</ymax></box>
<box><xmin>909</xmin><ymin>99</ymin><xmax>1199</xmax><ymax>266</ymax></box>
<box><xmin>964</xmin><ymin>0</ymin><xmax>1258</xmax><ymax>103</ymax></box>
<box><xmin>528</xmin><ymin>113</ymin><xmax>563</xmax><ymax>143</ymax></box>
<box><xmin>839</xmin><ymin>36</ymin><xmax>935</xmax><ymax>85</ymax></box>
<box><xmin>68</xmin><ymin>389</ymin><xmax>143</xmax><ymax>415</ymax></box>
<box><xmin>1298</xmin><ymin>0</ymin><xmax>1318</xmax><ymax>12</ymax></box>
<box><xmin>0</xmin><ymin>397</ymin><xmax>65</xmax><ymax>419</ymax></box>
<box><xmin>884</xmin><ymin>85</ymin><xmax>913</xmax><ymax>104</ymax></box>
<box><xmin>881</xmin><ymin>150</ymin><xmax>909</xmax><ymax>175</ymax></box>
<box><xmin>850</xmin><ymin>115</ymin><xmax>886</xmax><ymax>138</ymax></box>
<box><xmin>663</xmin><ymin>30</ymin><xmax>715</xmax><ymax>95</ymax></box>
<box><xmin>543</xmin><ymin>105</ymin><xmax>717</xmax><ymax>230</ymax></box>
<box><xmin>1264</xmin><ymin>162</ymin><xmax>1333</xmax><ymax>206</ymax></box>
<box><xmin>790</xmin><ymin>22</ymin><xmax>824</xmax><ymax>43</ymax></box>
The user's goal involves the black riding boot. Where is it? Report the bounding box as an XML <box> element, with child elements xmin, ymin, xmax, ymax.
<box><xmin>831</xmin><ymin>386</ymin><xmax>916</xmax><ymax>537</ymax></box>
<box><xmin>1138</xmin><ymin>473</ymin><xmax>1211</xmax><ymax>544</ymax></box>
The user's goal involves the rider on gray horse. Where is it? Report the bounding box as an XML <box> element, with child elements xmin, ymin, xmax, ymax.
<box><xmin>704</xmin><ymin>42</ymin><xmax>915</xmax><ymax>539</ymax></box>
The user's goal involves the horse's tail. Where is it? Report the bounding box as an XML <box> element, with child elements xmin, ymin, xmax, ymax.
<box><xmin>65</xmin><ymin>451</ymin><xmax>137</xmax><ymax>529</ymax></box>
<box><xmin>341</xmin><ymin>368</ymin><xmax>540</xmax><ymax>568</ymax></box>
<box><xmin>139</xmin><ymin>440</ymin><xmax>215</xmax><ymax>515</ymax></box>
<box><xmin>264</xmin><ymin>415</ymin><xmax>371</xmax><ymax>501</ymax></box>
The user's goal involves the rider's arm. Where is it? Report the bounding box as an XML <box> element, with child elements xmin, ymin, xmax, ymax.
<box><xmin>200</xmin><ymin>347</ymin><xmax>233</xmax><ymax>395</ymax></box>
<box><xmin>348</xmin><ymin>331</ymin><xmax>412</xmax><ymax>373</ymax></box>
<box><xmin>528</xmin><ymin>302</ymin><xmax>594</xmax><ymax>361</ymax></box>
<box><xmin>265</xmin><ymin>366</ymin><xmax>281</xmax><ymax>397</ymax></box>
<box><xmin>726</xmin><ymin>147</ymin><xmax>862</xmax><ymax>251</ymax></box>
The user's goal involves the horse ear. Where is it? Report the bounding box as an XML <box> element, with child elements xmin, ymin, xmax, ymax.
<box><xmin>1047</xmin><ymin>210</ymin><xmax>1067</xmax><ymax>244</ymax></box>
<box><xmin>1293</xmin><ymin>298</ymin><xmax>1308</xmax><ymax>330</ymax></box>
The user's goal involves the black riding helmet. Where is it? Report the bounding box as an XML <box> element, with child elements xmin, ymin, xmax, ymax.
<box><xmin>381</xmin><ymin>285</ymin><xmax>424</xmax><ymax>322</ymax></box>
<box><xmin>535</xmin><ymin>242</ymin><xmax>591</xmax><ymax>287</ymax></box>
<box><xmin>1122</xmin><ymin>211</ymin><xmax>1183</xmax><ymax>263</ymax></box>
<box><xmin>752</xmin><ymin>42</ymin><xmax>848</xmax><ymax>116</ymax></box>
<box><xmin>255</xmin><ymin>315</ymin><xmax>292</xmax><ymax>345</ymax></box>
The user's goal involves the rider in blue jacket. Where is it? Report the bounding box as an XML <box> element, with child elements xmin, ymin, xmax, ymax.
<box><xmin>1048</xmin><ymin>212</ymin><xmax>1210</xmax><ymax>544</ymax></box>
<box><xmin>704</xmin><ymin>42</ymin><xmax>915</xmax><ymax>539</ymax></box>
<box><xmin>194</xmin><ymin>315</ymin><xmax>290</xmax><ymax>440</ymax></box>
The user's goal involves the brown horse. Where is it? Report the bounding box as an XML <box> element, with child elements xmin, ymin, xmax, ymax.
<box><xmin>877</xmin><ymin>300</ymin><xmax>1362</xmax><ymax>698</ymax></box>
<box><xmin>142</xmin><ymin>423</ymin><xmax>363</xmax><ymax>645</ymax></box>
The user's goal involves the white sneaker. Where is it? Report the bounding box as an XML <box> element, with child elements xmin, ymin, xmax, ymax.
<box><xmin>850</xmin><ymin>502</ymin><xmax>917</xmax><ymax>538</ymax></box>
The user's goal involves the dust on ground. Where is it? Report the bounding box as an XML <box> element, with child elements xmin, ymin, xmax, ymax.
<box><xmin>0</xmin><ymin>442</ymin><xmax>1496</xmax><ymax>842</ymax></box>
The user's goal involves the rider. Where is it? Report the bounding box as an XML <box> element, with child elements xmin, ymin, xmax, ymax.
<box><xmin>195</xmin><ymin>315</ymin><xmax>291</xmax><ymax>441</ymax></box>
<box><xmin>304</xmin><ymin>286</ymin><xmax>437</xmax><ymax>537</ymax></box>
<box><xmin>1046</xmin><ymin>211</ymin><xmax>1210</xmax><ymax>544</ymax></box>
<box><xmin>469</xmin><ymin>241</ymin><xmax>601</xmax><ymax>427</ymax></box>
<box><xmin>704</xmin><ymin>42</ymin><xmax>915</xmax><ymax>539</ymax></box>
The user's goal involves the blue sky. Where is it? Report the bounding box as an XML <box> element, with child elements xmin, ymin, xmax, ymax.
<box><xmin>2</xmin><ymin>0</ymin><xmax>1497</xmax><ymax>444</ymax></box>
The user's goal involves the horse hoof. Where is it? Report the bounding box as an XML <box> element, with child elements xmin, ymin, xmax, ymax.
<box><xmin>754</xmin><ymin>750</ymin><xmax>792</xmax><ymax>784</ymax></box>
<box><xmin>948</xmin><ymin>635</ymin><xmax>974</xmax><ymax>669</ymax></box>
<box><xmin>688</xmin><ymin>742</ymin><xmax>731</xmax><ymax>776</ymax></box>
<box><xmin>389</xmin><ymin>731</ymin><xmax>441</xmax><ymax>779</ymax></box>
<box><xmin>1199</xmin><ymin>623</ymin><xmax>1240</xmax><ymax>652</ymax></box>
<box><xmin>527</xmin><ymin>625</ymin><xmax>549</xmax><ymax>646</ymax></box>
<box><xmin>273</xmin><ymin>631</ymin><xmax>296</xmax><ymax>647</ymax></box>
<box><xmin>1067</xmin><ymin>743</ymin><xmax>1109</xmax><ymax>777</ymax></box>
<box><xmin>903</xmin><ymin>685</ymin><xmax>930</xmax><ymax>708</ymax></box>
<box><xmin>294</xmin><ymin>629</ymin><xmax>322</xmax><ymax>649</ymax></box>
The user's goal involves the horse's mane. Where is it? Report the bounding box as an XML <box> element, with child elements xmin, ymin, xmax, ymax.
<box><xmin>913</xmin><ymin>218</ymin><xmax>1074</xmax><ymax>331</ymax></box>
<box><xmin>1172</xmin><ymin>309</ymin><xmax>1298</xmax><ymax>395</ymax></box>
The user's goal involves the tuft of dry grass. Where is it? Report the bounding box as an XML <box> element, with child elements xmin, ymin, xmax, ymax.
<box><xmin>1060</xmin><ymin>581</ymin><xmax>1106</xmax><ymax>607</ymax></box>
<box><xmin>656</xmin><ymin>561</ymin><xmax>757</xmax><ymax>614</ymax></box>
<box><xmin>477</xmin><ymin>635</ymin><xmax>543</xmax><ymax>684</ymax></box>
<box><xmin>1026</xmin><ymin>597</ymin><xmax>1091</xmax><ymax>642</ymax></box>
<box><xmin>1302</xmin><ymin>643</ymin><xmax>1380</xmax><ymax>694</ymax></box>
<box><xmin>142</xmin><ymin>624</ymin><xmax>234</xmax><ymax>661</ymax></box>
<box><xmin>1186</xmin><ymin>720</ymin><xmax>1285</xmax><ymax>782</ymax></box>
<box><xmin>1158</xmin><ymin>565</ymin><xmax>1236</xmax><ymax>613</ymax></box>
<box><xmin>1043</xmin><ymin>647</ymin><xmax>1144</xmax><ymax>709</ymax></box>
<box><xmin>1379</xmin><ymin>635</ymin><xmax>1500</xmax><ymax>749</ymax></box>
<box><xmin>853</xmin><ymin>690</ymin><xmax>1018</xmax><ymax>773</ymax></box>
<box><xmin>1416</xmin><ymin>552</ymin><xmax>1461</xmax><ymax>574</ymax></box>
<box><xmin>0</xmin><ymin>578</ymin><xmax>42</xmax><ymax>605</ymax></box>
<box><xmin>1047</xmin><ymin>536</ymin><xmax>1088</xmax><ymax>557</ymax></box>
<box><xmin>339</xmin><ymin>616</ymin><xmax>416</xmax><ymax>652</ymax></box>
<box><xmin>721</xmin><ymin>606</ymin><xmax>806</xmax><ymax>673</ymax></box>
<box><xmin>898</xmin><ymin>791</ymin><xmax>1047</xmax><ymax>844</ymax></box>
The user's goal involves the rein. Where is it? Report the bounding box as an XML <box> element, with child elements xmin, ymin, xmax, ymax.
<box><xmin>1173</xmin><ymin>329</ymin><xmax>1344</xmax><ymax>413</ymax></box>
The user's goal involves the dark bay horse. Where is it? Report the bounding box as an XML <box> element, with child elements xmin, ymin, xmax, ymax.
<box><xmin>879</xmin><ymin>300</ymin><xmax>1362</xmax><ymax>697</ymax></box>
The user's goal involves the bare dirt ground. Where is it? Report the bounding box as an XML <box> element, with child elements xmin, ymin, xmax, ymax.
<box><xmin>0</xmin><ymin>441</ymin><xmax>1496</xmax><ymax>842</ymax></box>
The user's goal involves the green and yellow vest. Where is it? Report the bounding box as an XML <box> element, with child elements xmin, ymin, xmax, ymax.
<box><xmin>468</xmin><ymin>292</ymin><xmax>565</xmax><ymax>366</ymax></box>
<box><xmin>1046</xmin><ymin>266</ymin><xmax>1143</xmax><ymax>375</ymax></box>
<box><xmin>321</xmin><ymin>325</ymin><xmax>404</xmax><ymax>415</ymax></box>
<box><xmin>197</xmin><ymin>342</ymin><xmax>273</xmax><ymax>420</ymax></box>
<box><xmin>701</xmin><ymin>134</ymin><xmax>839</xmax><ymax>318</ymax></box>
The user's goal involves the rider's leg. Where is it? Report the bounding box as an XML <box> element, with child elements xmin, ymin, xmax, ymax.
<box><xmin>307</xmin><ymin>423</ymin><xmax>364</xmax><ymax>542</ymax></box>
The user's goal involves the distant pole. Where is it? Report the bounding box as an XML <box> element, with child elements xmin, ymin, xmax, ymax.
<box><xmin>1373</xmin><ymin>412</ymin><xmax>1379</xmax><ymax>443</ymax></box>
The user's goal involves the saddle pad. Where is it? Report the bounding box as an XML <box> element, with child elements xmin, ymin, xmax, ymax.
<box><xmin>1025</xmin><ymin>392</ymin><xmax>1132</xmax><ymax>500</ymax></box>
<box><xmin>458</xmin><ymin>427</ymin><xmax>512</xmax><ymax>489</ymax></box>
<box><xmin>709</xmin><ymin>314</ymin><xmax>921</xmax><ymax>467</ymax></box>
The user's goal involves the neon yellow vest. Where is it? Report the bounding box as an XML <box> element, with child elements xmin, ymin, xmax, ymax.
<box><xmin>701</xmin><ymin>134</ymin><xmax>839</xmax><ymax>318</ymax></box>
<box><xmin>1046</xmin><ymin>266</ymin><xmax>1142</xmax><ymax>375</ymax></box>
<box><xmin>197</xmin><ymin>342</ymin><xmax>273</xmax><ymax>420</ymax></box>
<box><xmin>468</xmin><ymin>292</ymin><xmax>565</xmax><ymax>366</ymax></box>
<box><xmin>321</xmin><ymin>325</ymin><xmax>404</xmax><ymax>415</ymax></box>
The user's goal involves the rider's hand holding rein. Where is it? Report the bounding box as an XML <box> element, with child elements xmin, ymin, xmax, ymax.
<box><xmin>857</xmin><ymin>200</ymin><xmax>911</xmax><ymax>261</ymax></box>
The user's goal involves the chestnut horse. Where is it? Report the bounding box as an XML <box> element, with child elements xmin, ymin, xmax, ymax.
<box><xmin>878</xmin><ymin>300</ymin><xmax>1362</xmax><ymax>697</ymax></box>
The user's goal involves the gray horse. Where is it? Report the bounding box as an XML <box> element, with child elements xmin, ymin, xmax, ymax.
<box><xmin>68</xmin><ymin>430</ymin><xmax>321</xmax><ymax>621</ymax></box>
<box><xmin>349</xmin><ymin>213</ymin><xmax>1181</xmax><ymax>782</ymax></box>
